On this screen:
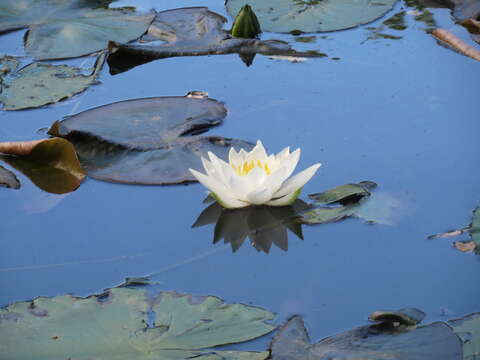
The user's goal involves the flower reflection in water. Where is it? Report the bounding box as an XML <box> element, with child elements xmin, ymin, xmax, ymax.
<box><xmin>192</xmin><ymin>200</ymin><xmax>310</xmax><ymax>253</ymax></box>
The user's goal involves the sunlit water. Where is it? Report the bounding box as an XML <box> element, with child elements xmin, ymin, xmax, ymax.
<box><xmin>0</xmin><ymin>0</ymin><xmax>479</xmax><ymax>348</ymax></box>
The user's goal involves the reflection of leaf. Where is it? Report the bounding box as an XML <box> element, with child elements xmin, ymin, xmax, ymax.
<box><xmin>0</xmin><ymin>0</ymin><xmax>154</xmax><ymax>60</ymax></box>
<box><xmin>368</xmin><ymin>308</ymin><xmax>426</xmax><ymax>327</ymax></box>
<box><xmin>270</xmin><ymin>313</ymin><xmax>462</xmax><ymax>360</ymax></box>
<box><xmin>0</xmin><ymin>53</ymin><xmax>105</xmax><ymax>111</ymax></box>
<box><xmin>0</xmin><ymin>164</ymin><xmax>20</xmax><ymax>189</ymax></box>
<box><xmin>193</xmin><ymin>200</ymin><xmax>309</xmax><ymax>253</ymax></box>
<box><xmin>226</xmin><ymin>0</ymin><xmax>398</xmax><ymax>33</ymax></box>
<box><xmin>107</xmin><ymin>7</ymin><xmax>324</xmax><ymax>74</ymax></box>
<box><xmin>429</xmin><ymin>207</ymin><xmax>480</xmax><ymax>254</ymax></box>
<box><xmin>309</xmin><ymin>181</ymin><xmax>377</xmax><ymax>205</ymax></box>
<box><xmin>432</xmin><ymin>29</ymin><xmax>480</xmax><ymax>62</ymax></box>
<box><xmin>0</xmin><ymin>286</ymin><xmax>273</xmax><ymax>359</ymax></box>
<box><xmin>0</xmin><ymin>138</ymin><xmax>85</xmax><ymax>194</ymax></box>
<box><xmin>48</xmin><ymin>93</ymin><xmax>253</xmax><ymax>185</ymax></box>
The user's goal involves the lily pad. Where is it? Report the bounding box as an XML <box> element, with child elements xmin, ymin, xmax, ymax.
<box><xmin>448</xmin><ymin>312</ymin><xmax>480</xmax><ymax>359</ymax></box>
<box><xmin>193</xmin><ymin>200</ymin><xmax>310</xmax><ymax>253</ymax></box>
<box><xmin>369</xmin><ymin>308</ymin><xmax>426</xmax><ymax>327</ymax></box>
<box><xmin>107</xmin><ymin>7</ymin><xmax>325</xmax><ymax>74</ymax></box>
<box><xmin>0</xmin><ymin>164</ymin><xmax>20</xmax><ymax>189</ymax></box>
<box><xmin>0</xmin><ymin>53</ymin><xmax>105</xmax><ymax>111</ymax></box>
<box><xmin>308</xmin><ymin>181</ymin><xmax>377</xmax><ymax>205</ymax></box>
<box><xmin>0</xmin><ymin>286</ymin><xmax>274</xmax><ymax>359</ymax></box>
<box><xmin>0</xmin><ymin>0</ymin><xmax>154</xmax><ymax>60</ymax></box>
<box><xmin>226</xmin><ymin>0</ymin><xmax>398</xmax><ymax>33</ymax></box>
<box><xmin>0</xmin><ymin>138</ymin><xmax>85</xmax><ymax>194</ymax></box>
<box><xmin>270</xmin><ymin>314</ymin><xmax>462</xmax><ymax>360</ymax></box>
<box><xmin>48</xmin><ymin>93</ymin><xmax>254</xmax><ymax>185</ymax></box>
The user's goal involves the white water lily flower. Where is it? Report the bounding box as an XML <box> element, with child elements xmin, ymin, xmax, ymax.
<box><xmin>189</xmin><ymin>140</ymin><xmax>321</xmax><ymax>209</ymax></box>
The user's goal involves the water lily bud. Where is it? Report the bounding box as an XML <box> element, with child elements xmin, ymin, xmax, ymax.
<box><xmin>231</xmin><ymin>4</ymin><xmax>262</xmax><ymax>39</ymax></box>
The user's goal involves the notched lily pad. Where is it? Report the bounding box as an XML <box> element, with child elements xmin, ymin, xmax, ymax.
<box><xmin>48</xmin><ymin>93</ymin><xmax>254</xmax><ymax>185</ymax></box>
<box><xmin>107</xmin><ymin>7</ymin><xmax>324</xmax><ymax>74</ymax></box>
<box><xmin>0</xmin><ymin>286</ymin><xmax>274</xmax><ymax>359</ymax></box>
<box><xmin>0</xmin><ymin>0</ymin><xmax>155</xmax><ymax>60</ymax></box>
<box><xmin>0</xmin><ymin>53</ymin><xmax>105</xmax><ymax>111</ymax></box>
<box><xmin>270</xmin><ymin>313</ymin><xmax>462</xmax><ymax>359</ymax></box>
<box><xmin>0</xmin><ymin>138</ymin><xmax>85</xmax><ymax>194</ymax></box>
<box><xmin>448</xmin><ymin>312</ymin><xmax>480</xmax><ymax>359</ymax></box>
<box><xmin>0</xmin><ymin>164</ymin><xmax>20</xmax><ymax>189</ymax></box>
<box><xmin>226</xmin><ymin>0</ymin><xmax>398</xmax><ymax>33</ymax></box>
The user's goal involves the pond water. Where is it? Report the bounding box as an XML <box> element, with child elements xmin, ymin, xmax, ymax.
<box><xmin>1</xmin><ymin>0</ymin><xmax>479</xmax><ymax>350</ymax></box>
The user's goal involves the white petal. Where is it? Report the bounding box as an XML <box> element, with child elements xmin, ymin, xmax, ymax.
<box><xmin>189</xmin><ymin>169</ymin><xmax>248</xmax><ymax>208</ymax></box>
<box><xmin>228</xmin><ymin>147</ymin><xmax>240</xmax><ymax>166</ymax></box>
<box><xmin>262</xmin><ymin>166</ymin><xmax>288</xmax><ymax>196</ymax></box>
<box><xmin>265</xmin><ymin>188</ymin><xmax>302</xmax><ymax>206</ymax></box>
<box><xmin>201</xmin><ymin>157</ymin><xmax>216</xmax><ymax>177</ymax></box>
<box><xmin>246</xmin><ymin>140</ymin><xmax>268</xmax><ymax>163</ymax></box>
<box><xmin>245</xmin><ymin>166</ymin><xmax>267</xmax><ymax>187</ymax></box>
<box><xmin>246</xmin><ymin>187</ymin><xmax>272</xmax><ymax>205</ymax></box>
<box><xmin>275</xmin><ymin>146</ymin><xmax>290</xmax><ymax>162</ymax></box>
<box><xmin>274</xmin><ymin>163</ymin><xmax>321</xmax><ymax>198</ymax></box>
<box><xmin>228</xmin><ymin>174</ymin><xmax>252</xmax><ymax>201</ymax></box>
<box><xmin>207</xmin><ymin>151</ymin><xmax>231</xmax><ymax>185</ymax></box>
<box><xmin>283</xmin><ymin>148</ymin><xmax>300</xmax><ymax>179</ymax></box>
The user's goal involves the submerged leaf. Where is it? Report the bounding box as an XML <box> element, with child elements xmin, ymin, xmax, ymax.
<box><xmin>0</xmin><ymin>138</ymin><xmax>85</xmax><ymax>194</ymax></box>
<box><xmin>448</xmin><ymin>312</ymin><xmax>480</xmax><ymax>359</ymax></box>
<box><xmin>0</xmin><ymin>53</ymin><xmax>105</xmax><ymax>110</ymax></box>
<box><xmin>0</xmin><ymin>287</ymin><xmax>274</xmax><ymax>359</ymax></box>
<box><xmin>107</xmin><ymin>7</ymin><xmax>324</xmax><ymax>74</ymax></box>
<box><xmin>270</xmin><ymin>314</ymin><xmax>462</xmax><ymax>360</ymax></box>
<box><xmin>48</xmin><ymin>94</ymin><xmax>253</xmax><ymax>185</ymax></box>
<box><xmin>369</xmin><ymin>308</ymin><xmax>426</xmax><ymax>327</ymax></box>
<box><xmin>226</xmin><ymin>0</ymin><xmax>398</xmax><ymax>33</ymax></box>
<box><xmin>0</xmin><ymin>165</ymin><xmax>20</xmax><ymax>189</ymax></box>
<box><xmin>0</xmin><ymin>0</ymin><xmax>154</xmax><ymax>60</ymax></box>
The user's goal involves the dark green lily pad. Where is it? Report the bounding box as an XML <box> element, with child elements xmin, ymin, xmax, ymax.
<box><xmin>308</xmin><ymin>181</ymin><xmax>377</xmax><ymax>205</ymax></box>
<box><xmin>108</xmin><ymin>7</ymin><xmax>325</xmax><ymax>74</ymax></box>
<box><xmin>0</xmin><ymin>286</ymin><xmax>273</xmax><ymax>359</ymax></box>
<box><xmin>48</xmin><ymin>93</ymin><xmax>254</xmax><ymax>185</ymax></box>
<box><xmin>0</xmin><ymin>53</ymin><xmax>105</xmax><ymax>111</ymax></box>
<box><xmin>369</xmin><ymin>308</ymin><xmax>426</xmax><ymax>327</ymax></box>
<box><xmin>226</xmin><ymin>0</ymin><xmax>398</xmax><ymax>33</ymax></box>
<box><xmin>0</xmin><ymin>164</ymin><xmax>20</xmax><ymax>189</ymax></box>
<box><xmin>448</xmin><ymin>312</ymin><xmax>480</xmax><ymax>359</ymax></box>
<box><xmin>0</xmin><ymin>0</ymin><xmax>154</xmax><ymax>60</ymax></box>
<box><xmin>0</xmin><ymin>138</ymin><xmax>85</xmax><ymax>194</ymax></box>
<box><xmin>193</xmin><ymin>200</ymin><xmax>310</xmax><ymax>253</ymax></box>
<box><xmin>270</xmin><ymin>314</ymin><xmax>462</xmax><ymax>360</ymax></box>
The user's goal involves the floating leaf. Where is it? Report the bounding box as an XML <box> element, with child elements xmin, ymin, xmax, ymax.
<box><xmin>193</xmin><ymin>200</ymin><xmax>310</xmax><ymax>253</ymax></box>
<box><xmin>0</xmin><ymin>53</ymin><xmax>105</xmax><ymax>111</ymax></box>
<box><xmin>448</xmin><ymin>312</ymin><xmax>480</xmax><ymax>359</ymax></box>
<box><xmin>0</xmin><ymin>286</ymin><xmax>273</xmax><ymax>359</ymax></box>
<box><xmin>231</xmin><ymin>5</ymin><xmax>262</xmax><ymax>38</ymax></box>
<box><xmin>226</xmin><ymin>0</ymin><xmax>398</xmax><ymax>33</ymax></box>
<box><xmin>0</xmin><ymin>0</ymin><xmax>154</xmax><ymax>60</ymax></box>
<box><xmin>369</xmin><ymin>308</ymin><xmax>426</xmax><ymax>327</ymax></box>
<box><xmin>308</xmin><ymin>181</ymin><xmax>377</xmax><ymax>205</ymax></box>
<box><xmin>107</xmin><ymin>7</ymin><xmax>324</xmax><ymax>74</ymax></box>
<box><xmin>270</xmin><ymin>314</ymin><xmax>462</xmax><ymax>360</ymax></box>
<box><xmin>429</xmin><ymin>207</ymin><xmax>480</xmax><ymax>254</ymax></box>
<box><xmin>0</xmin><ymin>138</ymin><xmax>85</xmax><ymax>194</ymax></box>
<box><xmin>0</xmin><ymin>164</ymin><xmax>20</xmax><ymax>189</ymax></box>
<box><xmin>48</xmin><ymin>93</ymin><xmax>253</xmax><ymax>185</ymax></box>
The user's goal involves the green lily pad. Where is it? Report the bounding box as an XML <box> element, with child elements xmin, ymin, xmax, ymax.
<box><xmin>193</xmin><ymin>200</ymin><xmax>310</xmax><ymax>253</ymax></box>
<box><xmin>308</xmin><ymin>181</ymin><xmax>377</xmax><ymax>205</ymax></box>
<box><xmin>448</xmin><ymin>312</ymin><xmax>480</xmax><ymax>360</ymax></box>
<box><xmin>0</xmin><ymin>164</ymin><xmax>20</xmax><ymax>189</ymax></box>
<box><xmin>0</xmin><ymin>138</ymin><xmax>85</xmax><ymax>194</ymax></box>
<box><xmin>48</xmin><ymin>93</ymin><xmax>254</xmax><ymax>185</ymax></box>
<box><xmin>0</xmin><ymin>53</ymin><xmax>105</xmax><ymax>111</ymax></box>
<box><xmin>270</xmin><ymin>314</ymin><xmax>462</xmax><ymax>360</ymax></box>
<box><xmin>108</xmin><ymin>7</ymin><xmax>325</xmax><ymax>74</ymax></box>
<box><xmin>226</xmin><ymin>0</ymin><xmax>398</xmax><ymax>33</ymax></box>
<box><xmin>0</xmin><ymin>287</ymin><xmax>273</xmax><ymax>359</ymax></box>
<box><xmin>0</xmin><ymin>0</ymin><xmax>154</xmax><ymax>60</ymax></box>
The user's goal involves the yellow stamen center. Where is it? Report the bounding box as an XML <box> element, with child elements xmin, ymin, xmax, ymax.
<box><xmin>232</xmin><ymin>160</ymin><xmax>271</xmax><ymax>176</ymax></box>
